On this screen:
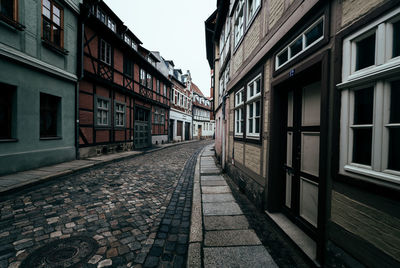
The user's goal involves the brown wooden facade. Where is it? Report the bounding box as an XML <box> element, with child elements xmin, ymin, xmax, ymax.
<box><xmin>78</xmin><ymin>0</ymin><xmax>171</xmax><ymax>157</ymax></box>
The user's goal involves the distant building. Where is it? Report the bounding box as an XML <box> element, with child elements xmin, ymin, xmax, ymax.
<box><xmin>192</xmin><ymin>83</ymin><xmax>214</xmax><ymax>139</ymax></box>
<box><xmin>78</xmin><ymin>0</ymin><xmax>171</xmax><ymax>157</ymax></box>
<box><xmin>0</xmin><ymin>0</ymin><xmax>81</xmax><ymax>175</ymax></box>
<box><xmin>168</xmin><ymin>64</ymin><xmax>193</xmax><ymax>142</ymax></box>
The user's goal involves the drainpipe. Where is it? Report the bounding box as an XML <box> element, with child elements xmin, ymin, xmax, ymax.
<box><xmin>221</xmin><ymin>95</ymin><xmax>226</xmax><ymax>170</ymax></box>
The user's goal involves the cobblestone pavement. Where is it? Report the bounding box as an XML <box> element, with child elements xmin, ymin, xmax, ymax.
<box><xmin>0</xmin><ymin>140</ymin><xmax>212</xmax><ymax>268</ymax></box>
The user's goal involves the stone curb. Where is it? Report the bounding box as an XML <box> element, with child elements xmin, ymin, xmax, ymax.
<box><xmin>0</xmin><ymin>140</ymin><xmax>200</xmax><ymax>197</ymax></box>
<box><xmin>187</xmin><ymin>146</ymin><xmax>206</xmax><ymax>268</ymax></box>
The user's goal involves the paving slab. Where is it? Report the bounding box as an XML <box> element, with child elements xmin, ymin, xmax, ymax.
<box><xmin>203</xmin><ymin>246</ymin><xmax>278</xmax><ymax>268</ymax></box>
<box><xmin>201</xmin><ymin>171</ymin><xmax>221</xmax><ymax>176</ymax></box>
<box><xmin>201</xmin><ymin>180</ymin><xmax>227</xmax><ymax>186</ymax></box>
<box><xmin>203</xmin><ymin>202</ymin><xmax>242</xmax><ymax>216</ymax></box>
<box><xmin>201</xmin><ymin>186</ymin><xmax>231</xmax><ymax>194</ymax></box>
<box><xmin>202</xmin><ymin>193</ymin><xmax>235</xmax><ymax>203</ymax></box>
<box><xmin>201</xmin><ymin>175</ymin><xmax>225</xmax><ymax>181</ymax></box>
<box><xmin>204</xmin><ymin>229</ymin><xmax>261</xmax><ymax>246</ymax></box>
<box><xmin>204</xmin><ymin>215</ymin><xmax>249</xmax><ymax>231</ymax></box>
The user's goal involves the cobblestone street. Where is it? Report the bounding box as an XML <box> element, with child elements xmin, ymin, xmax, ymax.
<box><xmin>0</xmin><ymin>140</ymin><xmax>212</xmax><ymax>268</ymax></box>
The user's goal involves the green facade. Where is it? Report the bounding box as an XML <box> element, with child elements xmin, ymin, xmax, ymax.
<box><xmin>0</xmin><ymin>0</ymin><xmax>82</xmax><ymax>175</ymax></box>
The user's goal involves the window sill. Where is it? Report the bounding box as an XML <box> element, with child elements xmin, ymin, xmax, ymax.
<box><xmin>0</xmin><ymin>138</ymin><xmax>18</xmax><ymax>143</ymax></box>
<box><xmin>344</xmin><ymin>164</ymin><xmax>400</xmax><ymax>186</ymax></box>
<box><xmin>42</xmin><ymin>39</ymin><xmax>69</xmax><ymax>55</ymax></box>
<box><xmin>95</xmin><ymin>125</ymin><xmax>111</xmax><ymax>130</ymax></box>
<box><xmin>0</xmin><ymin>14</ymin><xmax>25</xmax><ymax>31</ymax></box>
<box><xmin>40</xmin><ymin>136</ymin><xmax>62</xmax><ymax>140</ymax></box>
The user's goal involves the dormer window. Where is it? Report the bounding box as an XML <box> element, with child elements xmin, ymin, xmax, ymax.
<box><xmin>96</xmin><ymin>7</ymin><xmax>116</xmax><ymax>32</ymax></box>
<box><xmin>124</xmin><ymin>35</ymin><xmax>131</xmax><ymax>44</ymax></box>
<box><xmin>107</xmin><ymin>18</ymin><xmax>115</xmax><ymax>32</ymax></box>
<box><xmin>132</xmin><ymin>42</ymin><xmax>137</xmax><ymax>51</ymax></box>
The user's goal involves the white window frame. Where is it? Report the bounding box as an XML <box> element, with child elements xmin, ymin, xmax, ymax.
<box><xmin>107</xmin><ymin>17</ymin><xmax>115</xmax><ymax>32</ymax></box>
<box><xmin>115</xmin><ymin>101</ymin><xmax>125</xmax><ymax>128</ymax></box>
<box><xmin>234</xmin><ymin>88</ymin><xmax>244</xmax><ymax>136</ymax></box>
<box><xmin>95</xmin><ymin>96</ymin><xmax>110</xmax><ymax>127</ymax></box>
<box><xmin>338</xmin><ymin>7</ymin><xmax>400</xmax><ymax>188</ymax></box>
<box><xmin>275</xmin><ymin>16</ymin><xmax>325</xmax><ymax>70</ymax></box>
<box><xmin>234</xmin><ymin>0</ymin><xmax>244</xmax><ymax>48</ymax></box>
<box><xmin>246</xmin><ymin>0</ymin><xmax>261</xmax><ymax>26</ymax></box>
<box><xmin>100</xmin><ymin>39</ymin><xmax>111</xmax><ymax>65</ymax></box>
<box><xmin>246</xmin><ymin>74</ymin><xmax>262</xmax><ymax>138</ymax></box>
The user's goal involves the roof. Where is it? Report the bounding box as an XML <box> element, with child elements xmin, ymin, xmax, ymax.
<box><xmin>192</xmin><ymin>82</ymin><xmax>205</xmax><ymax>97</ymax></box>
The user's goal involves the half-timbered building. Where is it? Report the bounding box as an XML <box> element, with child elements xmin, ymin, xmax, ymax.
<box><xmin>78</xmin><ymin>0</ymin><xmax>171</xmax><ymax>157</ymax></box>
<box><xmin>206</xmin><ymin>0</ymin><xmax>400</xmax><ymax>266</ymax></box>
<box><xmin>168</xmin><ymin>66</ymin><xmax>193</xmax><ymax>142</ymax></box>
<box><xmin>192</xmin><ymin>83</ymin><xmax>215</xmax><ymax>139</ymax></box>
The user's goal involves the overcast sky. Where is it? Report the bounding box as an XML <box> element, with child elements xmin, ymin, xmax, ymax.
<box><xmin>104</xmin><ymin>0</ymin><xmax>216</xmax><ymax>97</ymax></box>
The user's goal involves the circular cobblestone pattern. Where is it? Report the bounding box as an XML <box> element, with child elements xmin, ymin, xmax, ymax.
<box><xmin>20</xmin><ymin>236</ymin><xmax>98</xmax><ymax>267</ymax></box>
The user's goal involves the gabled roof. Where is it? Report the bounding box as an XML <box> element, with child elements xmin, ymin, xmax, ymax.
<box><xmin>192</xmin><ymin>82</ymin><xmax>205</xmax><ymax>97</ymax></box>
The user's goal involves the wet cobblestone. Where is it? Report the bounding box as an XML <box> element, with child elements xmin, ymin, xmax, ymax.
<box><xmin>0</xmin><ymin>140</ymin><xmax>211</xmax><ymax>268</ymax></box>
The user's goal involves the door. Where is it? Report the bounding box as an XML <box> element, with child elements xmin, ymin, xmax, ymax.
<box><xmin>283</xmin><ymin>81</ymin><xmax>321</xmax><ymax>236</ymax></box>
<box><xmin>185</xmin><ymin>122</ymin><xmax>190</xmax><ymax>140</ymax></box>
<box><xmin>198</xmin><ymin>125</ymin><xmax>202</xmax><ymax>139</ymax></box>
<box><xmin>134</xmin><ymin>108</ymin><xmax>150</xmax><ymax>149</ymax></box>
<box><xmin>169</xmin><ymin>119</ymin><xmax>174</xmax><ymax>141</ymax></box>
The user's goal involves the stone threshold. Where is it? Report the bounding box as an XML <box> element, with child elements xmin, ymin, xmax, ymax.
<box><xmin>265</xmin><ymin>211</ymin><xmax>320</xmax><ymax>267</ymax></box>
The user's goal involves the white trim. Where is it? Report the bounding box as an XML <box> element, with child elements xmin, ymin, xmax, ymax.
<box><xmin>0</xmin><ymin>43</ymin><xmax>77</xmax><ymax>82</ymax></box>
<box><xmin>275</xmin><ymin>16</ymin><xmax>324</xmax><ymax>70</ymax></box>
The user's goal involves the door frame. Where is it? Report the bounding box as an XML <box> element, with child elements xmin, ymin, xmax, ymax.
<box><xmin>134</xmin><ymin>106</ymin><xmax>151</xmax><ymax>148</ymax></box>
<box><xmin>266</xmin><ymin>51</ymin><xmax>330</xmax><ymax>262</ymax></box>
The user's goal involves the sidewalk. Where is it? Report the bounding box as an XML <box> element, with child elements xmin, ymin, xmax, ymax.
<box><xmin>0</xmin><ymin>140</ymin><xmax>197</xmax><ymax>195</ymax></box>
<box><xmin>188</xmin><ymin>144</ymin><xmax>278</xmax><ymax>267</ymax></box>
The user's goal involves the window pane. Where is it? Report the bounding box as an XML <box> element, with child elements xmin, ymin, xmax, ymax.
<box><xmin>43</xmin><ymin>19</ymin><xmax>51</xmax><ymax>41</ymax></box>
<box><xmin>354</xmin><ymin>87</ymin><xmax>373</xmax><ymax>125</ymax></box>
<box><xmin>278</xmin><ymin>50</ymin><xmax>288</xmax><ymax>66</ymax></box>
<box><xmin>40</xmin><ymin>93</ymin><xmax>60</xmax><ymax>137</ymax></box>
<box><xmin>390</xmin><ymin>80</ymin><xmax>400</xmax><ymax>123</ymax></box>
<box><xmin>53</xmin><ymin>15</ymin><xmax>60</xmax><ymax>26</ymax></box>
<box><xmin>393</xmin><ymin>21</ymin><xmax>400</xmax><ymax>58</ymax></box>
<box><xmin>248</xmin><ymin>118</ymin><xmax>253</xmax><ymax>133</ymax></box>
<box><xmin>305</xmin><ymin>21</ymin><xmax>323</xmax><ymax>46</ymax></box>
<box><xmin>53</xmin><ymin>26</ymin><xmax>61</xmax><ymax>46</ymax></box>
<box><xmin>255</xmin><ymin>118</ymin><xmax>260</xmax><ymax>133</ymax></box>
<box><xmin>249</xmin><ymin>104</ymin><xmax>253</xmax><ymax>118</ymax></box>
<box><xmin>255</xmin><ymin>100</ymin><xmax>260</xmax><ymax>116</ymax></box>
<box><xmin>43</xmin><ymin>0</ymin><xmax>50</xmax><ymax>9</ymax></box>
<box><xmin>256</xmin><ymin>79</ymin><xmax>261</xmax><ymax>94</ymax></box>
<box><xmin>352</xmin><ymin>128</ymin><xmax>372</xmax><ymax>165</ymax></box>
<box><xmin>53</xmin><ymin>6</ymin><xmax>60</xmax><ymax>18</ymax></box>
<box><xmin>0</xmin><ymin>86</ymin><xmax>13</xmax><ymax>139</ymax></box>
<box><xmin>388</xmin><ymin>128</ymin><xmax>400</xmax><ymax>171</ymax></box>
<box><xmin>1</xmin><ymin>0</ymin><xmax>14</xmax><ymax>18</ymax></box>
<box><xmin>42</xmin><ymin>4</ymin><xmax>51</xmax><ymax>18</ymax></box>
<box><xmin>290</xmin><ymin>37</ymin><xmax>302</xmax><ymax>57</ymax></box>
<box><xmin>356</xmin><ymin>33</ymin><xmax>375</xmax><ymax>71</ymax></box>
<box><xmin>249</xmin><ymin>84</ymin><xmax>254</xmax><ymax>97</ymax></box>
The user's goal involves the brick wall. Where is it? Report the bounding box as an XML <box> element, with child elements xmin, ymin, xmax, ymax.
<box><xmin>244</xmin><ymin>15</ymin><xmax>262</xmax><ymax>61</ymax></box>
<box><xmin>244</xmin><ymin>144</ymin><xmax>261</xmax><ymax>175</ymax></box>
<box><xmin>269</xmin><ymin>0</ymin><xmax>285</xmax><ymax>30</ymax></box>
<box><xmin>341</xmin><ymin>0</ymin><xmax>385</xmax><ymax>27</ymax></box>
<box><xmin>234</xmin><ymin>141</ymin><xmax>244</xmax><ymax>164</ymax></box>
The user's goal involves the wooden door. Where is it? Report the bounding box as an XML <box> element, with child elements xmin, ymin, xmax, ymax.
<box><xmin>284</xmin><ymin>81</ymin><xmax>321</xmax><ymax>235</ymax></box>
